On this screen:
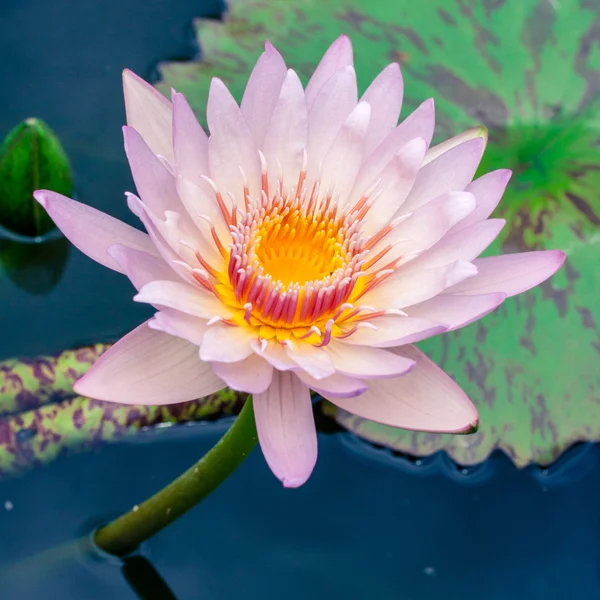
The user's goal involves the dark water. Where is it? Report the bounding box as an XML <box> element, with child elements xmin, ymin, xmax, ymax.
<box><xmin>1</xmin><ymin>0</ymin><xmax>600</xmax><ymax>598</ymax></box>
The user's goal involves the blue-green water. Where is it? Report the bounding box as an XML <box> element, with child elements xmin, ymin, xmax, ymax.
<box><xmin>1</xmin><ymin>0</ymin><xmax>600</xmax><ymax>598</ymax></box>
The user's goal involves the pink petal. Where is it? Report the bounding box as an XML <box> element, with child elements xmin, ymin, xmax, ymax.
<box><xmin>74</xmin><ymin>322</ymin><xmax>225</xmax><ymax>404</ymax></box>
<box><xmin>338</xmin><ymin>315</ymin><xmax>446</xmax><ymax>347</ymax></box>
<box><xmin>34</xmin><ymin>190</ymin><xmax>157</xmax><ymax>273</ymax></box>
<box><xmin>134</xmin><ymin>280</ymin><xmax>231</xmax><ymax>319</ymax></box>
<box><xmin>405</xmin><ymin>292</ymin><xmax>507</xmax><ymax>330</ymax></box>
<box><xmin>325</xmin><ymin>342</ymin><xmax>415</xmax><ymax>378</ymax></box>
<box><xmin>253</xmin><ymin>371</ymin><xmax>317</xmax><ymax>487</ymax></box>
<box><xmin>285</xmin><ymin>343</ymin><xmax>335</xmax><ymax>380</ymax></box>
<box><xmin>411</xmin><ymin>218</ymin><xmax>505</xmax><ymax>271</ymax></box>
<box><xmin>262</xmin><ymin>69</ymin><xmax>308</xmax><ymax>193</ymax></box>
<box><xmin>423</xmin><ymin>126</ymin><xmax>487</xmax><ymax>166</ymax></box>
<box><xmin>211</xmin><ymin>354</ymin><xmax>273</xmax><ymax>393</ymax></box>
<box><xmin>321</xmin><ymin>101</ymin><xmax>371</xmax><ymax>203</ymax></box>
<box><xmin>240</xmin><ymin>41</ymin><xmax>288</xmax><ymax>147</ymax></box>
<box><xmin>123</xmin><ymin>126</ymin><xmax>182</xmax><ymax>217</ymax></box>
<box><xmin>107</xmin><ymin>244</ymin><xmax>180</xmax><ymax>290</ymax></box>
<box><xmin>401</xmin><ymin>138</ymin><xmax>486</xmax><ymax>213</ymax></box>
<box><xmin>323</xmin><ymin>345</ymin><xmax>478</xmax><ymax>433</ymax></box>
<box><xmin>349</xmin><ymin>98</ymin><xmax>435</xmax><ymax>202</ymax></box>
<box><xmin>360</xmin><ymin>63</ymin><xmax>403</xmax><ymax>156</ymax></box>
<box><xmin>448</xmin><ymin>251</ymin><xmax>566</xmax><ymax>297</ymax></box>
<box><xmin>296</xmin><ymin>371</ymin><xmax>368</xmax><ymax>398</ymax></box>
<box><xmin>122</xmin><ymin>69</ymin><xmax>174</xmax><ymax>163</ymax></box>
<box><xmin>207</xmin><ymin>78</ymin><xmax>261</xmax><ymax>203</ymax></box>
<box><xmin>306</xmin><ymin>66</ymin><xmax>358</xmax><ymax>177</ymax></box>
<box><xmin>172</xmin><ymin>91</ymin><xmax>209</xmax><ymax>181</ymax></box>
<box><xmin>457</xmin><ymin>169</ymin><xmax>512</xmax><ymax>230</ymax></box>
<box><xmin>148</xmin><ymin>309</ymin><xmax>207</xmax><ymax>346</ymax></box>
<box><xmin>305</xmin><ymin>35</ymin><xmax>353</xmax><ymax>109</ymax></box>
<box><xmin>362</xmin><ymin>137</ymin><xmax>427</xmax><ymax>234</ymax></box>
<box><xmin>199</xmin><ymin>324</ymin><xmax>255</xmax><ymax>363</ymax></box>
<box><xmin>362</xmin><ymin>261</ymin><xmax>478</xmax><ymax>310</ymax></box>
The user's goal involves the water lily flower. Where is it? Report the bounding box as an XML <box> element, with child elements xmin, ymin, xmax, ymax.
<box><xmin>34</xmin><ymin>36</ymin><xmax>564</xmax><ymax>487</ymax></box>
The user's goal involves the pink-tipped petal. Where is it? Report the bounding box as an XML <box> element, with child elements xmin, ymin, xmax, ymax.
<box><xmin>360</xmin><ymin>63</ymin><xmax>404</xmax><ymax>156</ymax></box>
<box><xmin>122</xmin><ymin>69</ymin><xmax>174</xmax><ymax>163</ymax></box>
<box><xmin>172</xmin><ymin>91</ymin><xmax>209</xmax><ymax>181</ymax></box>
<box><xmin>148</xmin><ymin>309</ymin><xmax>207</xmax><ymax>346</ymax></box>
<box><xmin>134</xmin><ymin>280</ymin><xmax>232</xmax><ymax>319</ymax></box>
<box><xmin>401</xmin><ymin>137</ymin><xmax>486</xmax><ymax>213</ymax></box>
<box><xmin>207</xmin><ymin>78</ymin><xmax>261</xmax><ymax>203</ymax></box>
<box><xmin>306</xmin><ymin>65</ymin><xmax>358</xmax><ymax>176</ymax></box>
<box><xmin>322</xmin><ymin>345</ymin><xmax>478</xmax><ymax>433</ymax></box>
<box><xmin>199</xmin><ymin>324</ymin><xmax>255</xmax><ymax>363</ymax></box>
<box><xmin>325</xmin><ymin>342</ymin><xmax>415</xmax><ymax>378</ymax></box>
<box><xmin>74</xmin><ymin>322</ymin><xmax>225</xmax><ymax>404</ymax></box>
<box><xmin>448</xmin><ymin>250</ymin><xmax>566</xmax><ymax>297</ymax></box>
<box><xmin>211</xmin><ymin>354</ymin><xmax>273</xmax><ymax>393</ymax></box>
<box><xmin>405</xmin><ymin>292</ymin><xmax>507</xmax><ymax>330</ymax></box>
<box><xmin>296</xmin><ymin>371</ymin><xmax>368</xmax><ymax>398</ymax></box>
<box><xmin>34</xmin><ymin>190</ymin><xmax>158</xmax><ymax>273</ymax></box>
<box><xmin>241</xmin><ymin>41</ymin><xmax>288</xmax><ymax>147</ymax></box>
<box><xmin>123</xmin><ymin>126</ymin><xmax>182</xmax><ymax>217</ymax></box>
<box><xmin>305</xmin><ymin>35</ymin><xmax>354</xmax><ymax>108</ymax></box>
<box><xmin>423</xmin><ymin>126</ymin><xmax>488</xmax><ymax>166</ymax></box>
<box><xmin>339</xmin><ymin>316</ymin><xmax>446</xmax><ymax>347</ymax></box>
<box><xmin>254</xmin><ymin>371</ymin><xmax>317</xmax><ymax>487</ymax></box>
<box><xmin>262</xmin><ymin>69</ymin><xmax>308</xmax><ymax>192</ymax></box>
<box><xmin>458</xmin><ymin>169</ymin><xmax>512</xmax><ymax>230</ymax></box>
<box><xmin>107</xmin><ymin>244</ymin><xmax>180</xmax><ymax>290</ymax></box>
<box><xmin>349</xmin><ymin>98</ymin><xmax>435</xmax><ymax>203</ymax></box>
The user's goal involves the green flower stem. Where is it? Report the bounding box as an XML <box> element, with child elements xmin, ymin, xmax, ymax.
<box><xmin>94</xmin><ymin>397</ymin><xmax>258</xmax><ymax>557</ymax></box>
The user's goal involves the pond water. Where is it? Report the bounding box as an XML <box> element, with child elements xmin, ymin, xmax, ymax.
<box><xmin>1</xmin><ymin>0</ymin><xmax>600</xmax><ymax>598</ymax></box>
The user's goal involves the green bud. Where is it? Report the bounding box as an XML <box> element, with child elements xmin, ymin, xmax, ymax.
<box><xmin>0</xmin><ymin>118</ymin><xmax>73</xmax><ymax>237</ymax></box>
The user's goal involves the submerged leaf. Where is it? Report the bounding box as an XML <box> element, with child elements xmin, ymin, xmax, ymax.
<box><xmin>0</xmin><ymin>118</ymin><xmax>73</xmax><ymax>237</ymax></box>
<box><xmin>158</xmin><ymin>0</ymin><xmax>600</xmax><ymax>466</ymax></box>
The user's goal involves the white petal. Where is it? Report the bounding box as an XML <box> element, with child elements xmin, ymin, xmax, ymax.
<box><xmin>423</xmin><ymin>126</ymin><xmax>487</xmax><ymax>166</ymax></box>
<box><xmin>148</xmin><ymin>309</ymin><xmax>207</xmax><ymax>346</ymax></box>
<box><xmin>296</xmin><ymin>370</ymin><xmax>368</xmax><ymax>398</ymax></box>
<box><xmin>325</xmin><ymin>342</ymin><xmax>415</xmax><ymax>378</ymax></box>
<box><xmin>135</xmin><ymin>280</ymin><xmax>231</xmax><ymax>319</ymax></box>
<box><xmin>285</xmin><ymin>343</ymin><xmax>335</xmax><ymax>380</ymax></box>
<box><xmin>338</xmin><ymin>315</ymin><xmax>446</xmax><ymax>347</ymax></box>
<box><xmin>199</xmin><ymin>324</ymin><xmax>256</xmax><ymax>363</ymax></box>
<box><xmin>211</xmin><ymin>354</ymin><xmax>273</xmax><ymax>393</ymax></box>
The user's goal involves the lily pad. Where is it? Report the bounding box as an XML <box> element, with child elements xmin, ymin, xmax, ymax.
<box><xmin>0</xmin><ymin>346</ymin><xmax>243</xmax><ymax>478</ymax></box>
<box><xmin>158</xmin><ymin>0</ymin><xmax>600</xmax><ymax>467</ymax></box>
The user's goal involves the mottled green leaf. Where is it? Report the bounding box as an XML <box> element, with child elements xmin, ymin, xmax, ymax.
<box><xmin>158</xmin><ymin>0</ymin><xmax>600</xmax><ymax>466</ymax></box>
<box><xmin>0</xmin><ymin>118</ymin><xmax>72</xmax><ymax>237</ymax></box>
<box><xmin>0</xmin><ymin>346</ymin><xmax>244</xmax><ymax>478</ymax></box>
